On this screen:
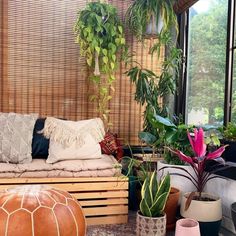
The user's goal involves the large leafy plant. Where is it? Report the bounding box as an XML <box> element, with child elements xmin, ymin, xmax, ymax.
<box><xmin>126</xmin><ymin>32</ymin><xmax>182</xmax><ymax>132</ymax></box>
<box><xmin>140</xmin><ymin>171</ymin><xmax>170</xmax><ymax>217</ymax></box>
<box><xmin>139</xmin><ymin>113</ymin><xmax>193</xmax><ymax>165</ymax></box>
<box><xmin>74</xmin><ymin>2</ymin><xmax>126</xmax><ymax>126</ymax></box>
<box><xmin>160</xmin><ymin>128</ymin><xmax>227</xmax><ymax>208</ymax></box>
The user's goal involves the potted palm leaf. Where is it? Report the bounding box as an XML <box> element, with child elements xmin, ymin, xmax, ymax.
<box><xmin>160</xmin><ymin>128</ymin><xmax>228</xmax><ymax>236</ymax></box>
<box><xmin>136</xmin><ymin>171</ymin><xmax>171</xmax><ymax>236</ymax></box>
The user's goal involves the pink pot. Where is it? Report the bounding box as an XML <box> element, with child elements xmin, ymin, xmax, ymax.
<box><xmin>175</xmin><ymin>218</ymin><xmax>200</xmax><ymax>236</ymax></box>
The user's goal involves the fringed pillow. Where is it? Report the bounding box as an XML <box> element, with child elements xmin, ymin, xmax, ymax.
<box><xmin>41</xmin><ymin>117</ymin><xmax>105</xmax><ymax>163</ymax></box>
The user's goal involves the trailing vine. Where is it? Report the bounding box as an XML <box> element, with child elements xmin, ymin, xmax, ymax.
<box><xmin>74</xmin><ymin>2</ymin><xmax>126</xmax><ymax>127</ymax></box>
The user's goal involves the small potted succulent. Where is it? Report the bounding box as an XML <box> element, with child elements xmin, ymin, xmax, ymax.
<box><xmin>160</xmin><ymin>128</ymin><xmax>227</xmax><ymax>236</ymax></box>
<box><xmin>136</xmin><ymin>171</ymin><xmax>170</xmax><ymax>236</ymax></box>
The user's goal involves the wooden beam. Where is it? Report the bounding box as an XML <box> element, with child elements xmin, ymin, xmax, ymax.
<box><xmin>174</xmin><ymin>0</ymin><xmax>199</xmax><ymax>14</ymax></box>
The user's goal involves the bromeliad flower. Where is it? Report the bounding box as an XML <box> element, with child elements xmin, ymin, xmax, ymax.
<box><xmin>160</xmin><ymin>127</ymin><xmax>228</xmax><ymax>207</ymax></box>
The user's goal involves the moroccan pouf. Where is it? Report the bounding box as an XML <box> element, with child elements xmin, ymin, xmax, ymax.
<box><xmin>0</xmin><ymin>185</ymin><xmax>86</xmax><ymax>236</ymax></box>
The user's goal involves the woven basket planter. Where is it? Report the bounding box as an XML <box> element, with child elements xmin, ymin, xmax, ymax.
<box><xmin>136</xmin><ymin>211</ymin><xmax>166</xmax><ymax>236</ymax></box>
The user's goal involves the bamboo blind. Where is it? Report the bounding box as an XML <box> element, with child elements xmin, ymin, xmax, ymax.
<box><xmin>0</xmin><ymin>0</ymin><xmax>163</xmax><ymax>145</ymax></box>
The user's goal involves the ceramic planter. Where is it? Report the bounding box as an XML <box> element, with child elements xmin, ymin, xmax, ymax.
<box><xmin>145</xmin><ymin>14</ymin><xmax>164</xmax><ymax>38</ymax></box>
<box><xmin>157</xmin><ymin>160</ymin><xmax>196</xmax><ymax>199</ymax></box>
<box><xmin>231</xmin><ymin>202</ymin><xmax>236</xmax><ymax>231</ymax></box>
<box><xmin>175</xmin><ymin>218</ymin><xmax>200</xmax><ymax>236</ymax></box>
<box><xmin>180</xmin><ymin>192</ymin><xmax>222</xmax><ymax>236</ymax></box>
<box><xmin>164</xmin><ymin>187</ymin><xmax>180</xmax><ymax>231</ymax></box>
<box><xmin>136</xmin><ymin>211</ymin><xmax>166</xmax><ymax>236</ymax></box>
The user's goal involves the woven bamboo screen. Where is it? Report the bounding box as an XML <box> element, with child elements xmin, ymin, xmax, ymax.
<box><xmin>0</xmin><ymin>0</ymin><xmax>163</xmax><ymax>145</ymax></box>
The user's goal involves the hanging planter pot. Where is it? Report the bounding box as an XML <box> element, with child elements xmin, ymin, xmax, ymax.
<box><xmin>145</xmin><ymin>14</ymin><xmax>164</xmax><ymax>38</ymax></box>
<box><xmin>136</xmin><ymin>211</ymin><xmax>166</xmax><ymax>236</ymax></box>
<box><xmin>180</xmin><ymin>192</ymin><xmax>222</xmax><ymax>236</ymax></box>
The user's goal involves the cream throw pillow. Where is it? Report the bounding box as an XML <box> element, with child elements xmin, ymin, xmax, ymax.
<box><xmin>43</xmin><ymin>117</ymin><xmax>105</xmax><ymax>163</ymax></box>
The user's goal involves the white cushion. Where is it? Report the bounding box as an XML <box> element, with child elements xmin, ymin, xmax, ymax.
<box><xmin>44</xmin><ymin>117</ymin><xmax>105</xmax><ymax>163</ymax></box>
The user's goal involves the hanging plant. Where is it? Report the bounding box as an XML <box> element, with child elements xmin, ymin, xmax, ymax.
<box><xmin>125</xmin><ymin>0</ymin><xmax>178</xmax><ymax>41</ymax></box>
<box><xmin>74</xmin><ymin>2</ymin><xmax>126</xmax><ymax>127</ymax></box>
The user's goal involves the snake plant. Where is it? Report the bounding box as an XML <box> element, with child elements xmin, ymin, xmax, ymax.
<box><xmin>140</xmin><ymin>171</ymin><xmax>170</xmax><ymax>217</ymax></box>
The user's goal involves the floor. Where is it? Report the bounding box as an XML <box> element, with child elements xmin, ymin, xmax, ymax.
<box><xmin>87</xmin><ymin>211</ymin><xmax>236</xmax><ymax>236</ymax></box>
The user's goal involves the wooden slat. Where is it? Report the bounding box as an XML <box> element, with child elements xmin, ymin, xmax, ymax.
<box><xmin>0</xmin><ymin>177</ymin><xmax>128</xmax><ymax>184</ymax></box>
<box><xmin>83</xmin><ymin>205</ymin><xmax>128</xmax><ymax>216</ymax></box>
<box><xmin>86</xmin><ymin>215</ymin><xmax>128</xmax><ymax>225</ymax></box>
<box><xmin>0</xmin><ymin>182</ymin><xmax>128</xmax><ymax>192</ymax></box>
<box><xmin>79</xmin><ymin>198</ymin><xmax>128</xmax><ymax>206</ymax></box>
<box><xmin>73</xmin><ymin>190</ymin><xmax>128</xmax><ymax>199</ymax></box>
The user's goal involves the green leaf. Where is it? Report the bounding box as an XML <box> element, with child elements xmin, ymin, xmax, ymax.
<box><xmin>86</xmin><ymin>58</ymin><xmax>92</xmax><ymax>66</ymax></box>
<box><xmin>154</xmin><ymin>174</ymin><xmax>170</xmax><ymax>203</ymax></box>
<box><xmin>150</xmin><ymin>192</ymin><xmax>169</xmax><ymax>217</ymax></box>
<box><xmin>102</xmin><ymin>49</ymin><xmax>108</xmax><ymax>55</ymax></box>
<box><xmin>150</xmin><ymin>171</ymin><xmax>158</xmax><ymax>203</ymax></box>
<box><xmin>120</xmin><ymin>38</ymin><xmax>126</xmax><ymax>45</ymax></box>
<box><xmin>140</xmin><ymin>199</ymin><xmax>152</xmax><ymax>217</ymax></box>
<box><xmin>115</xmin><ymin>38</ymin><xmax>120</xmax><ymax>44</ymax></box>
<box><xmin>112</xmin><ymin>55</ymin><xmax>116</xmax><ymax>62</ymax></box>
<box><xmin>95</xmin><ymin>46</ymin><xmax>100</xmax><ymax>54</ymax></box>
<box><xmin>138</xmin><ymin>132</ymin><xmax>157</xmax><ymax>145</ymax></box>
<box><xmin>118</xmin><ymin>25</ymin><xmax>123</xmax><ymax>34</ymax></box>
<box><xmin>103</xmin><ymin>56</ymin><xmax>108</xmax><ymax>64</ymax></box>
<box><xmin>110</xmin><ymin>62</ymin><xmax>115</xmax><ymax>70</ymax></box>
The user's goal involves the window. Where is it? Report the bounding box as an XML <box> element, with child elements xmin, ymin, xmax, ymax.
<box><xmin>185</xmin><ymin>0</ymin><xmax>228</xmax><ymax>126</ymax></box>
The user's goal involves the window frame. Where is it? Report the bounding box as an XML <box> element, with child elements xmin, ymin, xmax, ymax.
<box><xmin>176</xmin><ymin>0</ymin><xmax>236</xmax><ymax>127</ymax></box>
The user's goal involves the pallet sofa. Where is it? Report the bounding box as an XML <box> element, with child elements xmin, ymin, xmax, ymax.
<box><xmin>0</xmin><ymin>114</ymin><xmax>129</xmax><ymax>225</ymax></box>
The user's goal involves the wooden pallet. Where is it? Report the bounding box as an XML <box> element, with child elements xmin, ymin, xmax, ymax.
<box><xmin>0</xmin><ymin>176</ymin><xmax>129</xmax><ymax>225</ymax></box>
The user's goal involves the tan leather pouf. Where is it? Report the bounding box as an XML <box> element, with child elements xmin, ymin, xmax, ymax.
<box><xmin>0</xmin><ymin>185</ymin><xmax>86</xmax><ymax>236</ymax></box>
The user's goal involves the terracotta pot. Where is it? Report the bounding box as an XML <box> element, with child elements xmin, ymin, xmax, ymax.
<box><xmin>175</xmin><ymin>218</ymin><xmax>200</xmax><ymax>236</ymax></box>
<box><xmin>136</xmin><ymin>211</ymin><xmax>166</xmax><ymax>236</ymax></box>
<box><xmin>180</xmin><ymin>192</ymin><xmax>222</xmax><ymax>236</ymax></box>
<box><xmin>164</xmin><ymin>187</ymin><xmax>180</xmax><ymax>231</ymax></box>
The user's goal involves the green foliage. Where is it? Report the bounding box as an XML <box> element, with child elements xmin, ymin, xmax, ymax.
<box><xmin>125</xmin><ymin>0</ymin><xmax>178</xmax><ymax>42</ymax></box>
<box><xmin>74</xmin><ymin>2</ymin><xmax>126</xmax><ymax>126</ymax></box>
<box><xmin>126</xmin><ymin>36</ymin><xmax>182</xmax><ymax>132</ymax></box>
<box><xmin>221</xmin><ymin>123</ymin><xmax>236</xmax><ymax>141</ymax></box>
<box><xmin>139</xmin><ymin>112</ymin><xmax>193</xmax><ymax>165</ymax></box>
<box><xmin>140</xmin><ymin>171</ymin><xmax>170</xmax><ymax>217</ymax></box>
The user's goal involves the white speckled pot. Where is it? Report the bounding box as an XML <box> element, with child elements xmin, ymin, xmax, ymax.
<box><xmin>136</xmin><ymin>211</ymin><xmax>166</xmax><ymax>236</ymax></box>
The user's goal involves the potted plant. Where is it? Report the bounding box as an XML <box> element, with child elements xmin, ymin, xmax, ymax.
<box><xmin>136</xmin><ymin>171</ymin><xmax>171</xmax><ymax>236</ymax></box>
<box><xmin>220</xmin><ymin>122</ymin><xmax>236</xmax><ymax>162</ymax></box>
<box><xmin>125</xmin><ymin>0</ymin><xmax>178</xmax><ymax>41</ymax></box>
<box><xmin>161</xmin><ymin>127</ymin><xmax>227</xmax><ymax>236</ymax></box>
<box><xmin>74</xmin><ymin>2</ymin><xmax>126</xmax><ymax>127</ymax></box>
